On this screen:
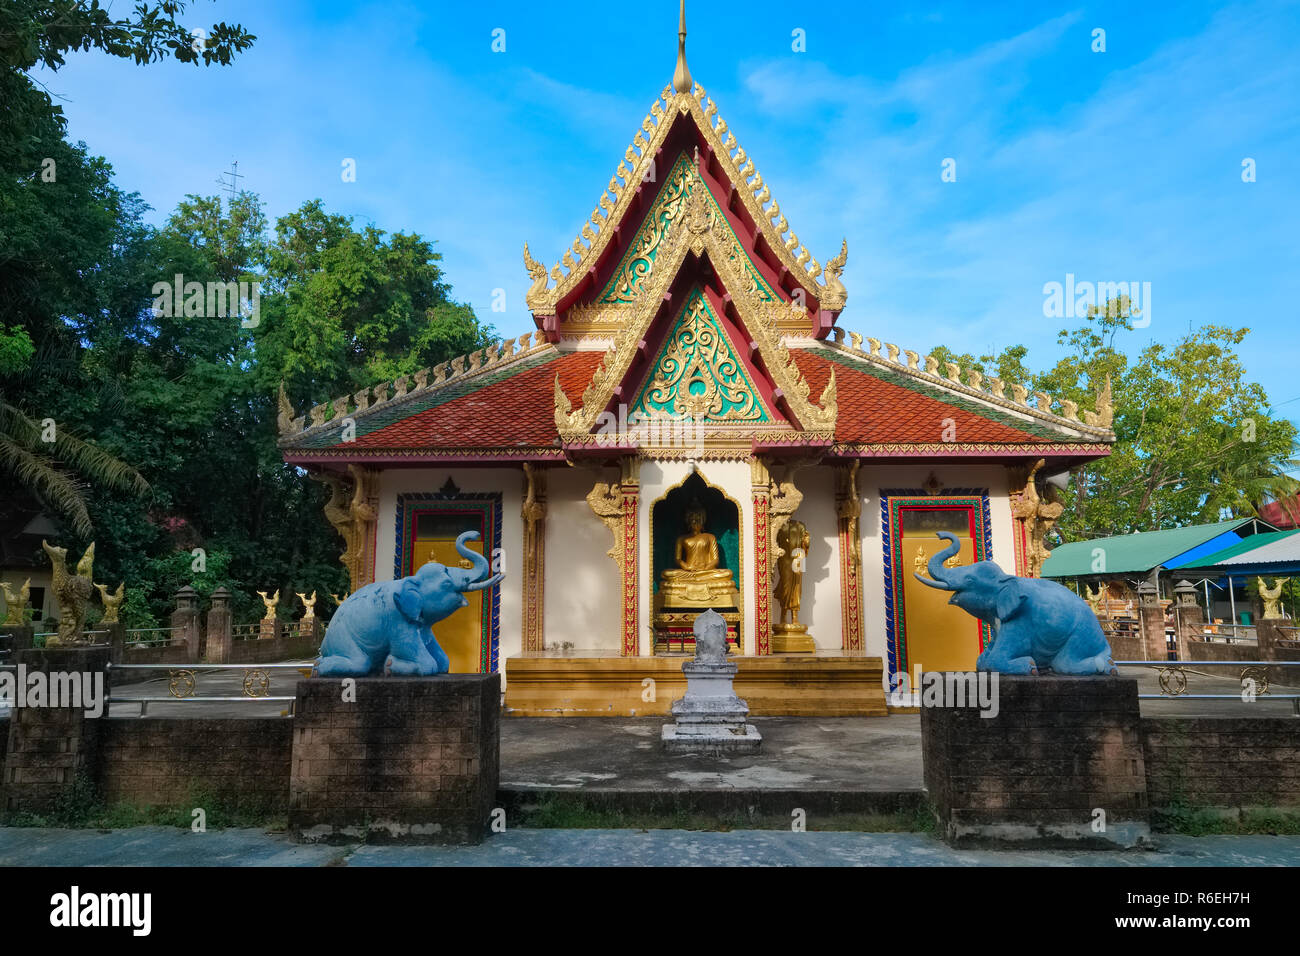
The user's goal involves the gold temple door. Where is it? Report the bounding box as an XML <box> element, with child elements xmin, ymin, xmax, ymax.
<box><xmin>411</xmin><ymin>537</ymin><xmax>485</xmax><ymax>674</ymax></box>
<box><xmin>899</xmin><ymin>505</ymin><xmax>983</xmax><ymax>674</ymax></box>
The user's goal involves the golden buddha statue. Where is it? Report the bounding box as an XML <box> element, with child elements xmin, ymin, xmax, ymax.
<box><xmin>659</xmin><ymin>504</ymin><xmax>737</xmax><ymax>608</ymax></box>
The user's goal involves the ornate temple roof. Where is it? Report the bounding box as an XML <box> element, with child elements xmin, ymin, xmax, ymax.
<box><xmin>278</xmin><ymin>5</ymin><xmax>1114</xmax><ymax>470</ymax></box>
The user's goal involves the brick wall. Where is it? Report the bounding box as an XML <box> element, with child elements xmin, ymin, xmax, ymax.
<box><xmin>229</xmin><ymin>631</ymin><xmax>320</xmax><ymax>664</ymax></box>
<box><xmin>290</xmin><ymin>674</ymin><xmax>500</xmax><ymax>844</ymax></box>
<box><xmin>922</xmin><ymin>675</ymin><xmax>1149</xmax><ymax>847</ymax></box>
<box><xmin>1143</xmin><ymin>717</ymin><xmax>1300</xmax><ymax>810</ymax></box>
<box><xmin>98</xmin><ymin>718</ymin><xmax>292</xmax><ymax>811</ymax></box>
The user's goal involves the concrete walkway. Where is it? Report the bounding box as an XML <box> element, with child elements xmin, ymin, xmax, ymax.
<box><xmin>502</xmin><ymin>715</ymin><xmax>923</xmax><ymax>792</ymax></box>
<box><xmin>1</xmin><ymin>827</ymin><xmax>1298</xmax><ymax>866</ymax></box>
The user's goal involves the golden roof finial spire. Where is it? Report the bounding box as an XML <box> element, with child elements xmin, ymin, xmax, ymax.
<box><xmin>672</xmin><ymin>0</ymin><xmax>692</xmax><ymax>94</ymax></box>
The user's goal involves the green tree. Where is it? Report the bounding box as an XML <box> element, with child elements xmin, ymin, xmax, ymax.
<box><xmin>929</xmin><ymin>298</ymin><xmax>1299</xmax><ymax>540</ymax></box>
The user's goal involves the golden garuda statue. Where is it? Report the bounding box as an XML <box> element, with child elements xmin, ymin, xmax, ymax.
<box><xmin>95</xmin><ymin>582</ymin><xmax>125</xmax><ymax>624</ymax></box>
<box><xmin>42</xmin><ymin>539</ymin><xmax>95</xmax><ymax>646</ymax></box>
<box><xmin>257</xmin><ymin>589</ymin><xmax>281</xmax><ymax>621</ymax></box>
<box><xmin>2</xmin><ymin>578</ymin><xmax>30</xmax><ymax>626</ymax></box>
<box><xmin>1259</xmin><ymin>577</ymin><xmax>1290</xmax><ymax>620</ymax></box>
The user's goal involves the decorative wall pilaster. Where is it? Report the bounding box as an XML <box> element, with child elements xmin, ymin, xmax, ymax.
<box><xmin>751</xmin><ymin>458</ymin><xmax>772</xmax><ymax>655</ymax></box>
<box><xmin>584</xmin><ymin>458</ymin><xmax>639</xmax><ymax>656</ymax></box>
<box><xmin>521</xmin><ymin>463</ymin><xmax>546</xmax><ymax>653</ymax></box>
<box><xmin>620</xmin><ymin>457</ymin><xmax>640</xmax><ymax>657</ymax></box>
<box><xmin>317</xmin><ymin>464</ymin><xmax>380</xmax><ymax>591</ymax></box>
<box><xmin>1008</xmin><ymin>458</ymin><xmax>1063</xmax><ymax>578</ymax></box>
<box><xmin>835</xmin><ymin>460</ymin><xmax>863</xmax><ymax>651</ymax></box>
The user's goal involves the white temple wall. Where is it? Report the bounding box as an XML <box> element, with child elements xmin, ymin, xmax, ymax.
<box><xmin>543</xmin><ymin>465</ymin><xmax>623</xmax><ymax>653</ymax></box>
<box><xmin>795</xmin><ymin>465</ymin><xmax>844</xmax><ymax>650</ymax></box>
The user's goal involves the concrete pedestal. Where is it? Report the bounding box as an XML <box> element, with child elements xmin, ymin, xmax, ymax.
<box><xmin>289</xmin><ymin>673</ymin><xmax>499</xmax><ymax>844</ymax></box>
<box><xmin>662</xmin><ymin>660</ymin><xmax>761</xmax><ymax>754</ymax></box>
<box><xmin>921</xmin><ymin>674</ymin><xmax>1149</xmax><ymax>848</ymax></box>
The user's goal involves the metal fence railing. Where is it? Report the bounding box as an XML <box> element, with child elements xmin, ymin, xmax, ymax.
<box><xmin>106</xmin><ymin>662</ymin><xmax>312</xmax><ymax>716</ymax></box>
<box><xmin>1116</xmin><ymin>660</ymin><xmax>1300</xmax><ymax>713</ymax></box>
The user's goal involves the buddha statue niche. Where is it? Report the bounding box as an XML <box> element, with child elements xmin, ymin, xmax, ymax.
<box><xmin>659</xmin><ymin>504</ymin><xmax>737</xmax><ymax>608</ymax></box>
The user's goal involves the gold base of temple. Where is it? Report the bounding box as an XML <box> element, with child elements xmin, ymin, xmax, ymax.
<box><xmin>504</xmin><ymin>650</ymin><xmax>887</xmax><ymax>717</ymax></box>
<box><xmin>770</xmin><ymin>629</ymin><xmax>816</xmax><ymax>654</ymax></box>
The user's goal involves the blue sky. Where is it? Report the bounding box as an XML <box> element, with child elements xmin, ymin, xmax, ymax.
<box><xmin>35</xmin><ymin>0</ymin><xmax>1300</xmax><ymax>420</ymax></box>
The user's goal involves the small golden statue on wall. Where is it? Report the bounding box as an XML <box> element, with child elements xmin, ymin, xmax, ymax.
<box><xmin>257</xmin><ymin>589</ymin><xmax>281</xmax><ymax>621</ymax></box>
<box><xmin>95</xmin><ymin>582</ymin><xmax>125</xmax><ymax>624</ymax></box>
<box><xmin>2</xmin><ymin>578</ymin><xmax>30</xmax><ymax>626</ymax></box>
<box><xmin>773</xmin><ymin>520</ymin><xmax>814</xmax><ymax>653</ymax></box>
<box><xmin>659</xmin><ymin>503</ymin><xmax>736</xmax><ymax>607</ymax></box>
<box><xmin>297</xmin><ymin>590</ymin><xmax>317</xmax><ymax>622</ymax></box>
<box><xmin>42</xmin><ymin>539</ymin><xmax>95</xmax><ymax>646</ymax></box>
<box><xmin>1259</xmin><ymin>577</ymin><xmax>1290</xmax><ymax>620</ymax></box>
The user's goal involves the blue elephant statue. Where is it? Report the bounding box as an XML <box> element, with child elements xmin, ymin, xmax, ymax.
<box><xmin>316</xmin><ymin>530</ymin><xmax>503</xmax><ymax>677</ymax></box>
<box><xmin>912</xmin><ymin>532</ymin><xmax>1114</xmax><ymax>675</ymax></box>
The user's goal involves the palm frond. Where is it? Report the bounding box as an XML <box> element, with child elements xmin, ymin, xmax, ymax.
<box><xmin>0</xmin><ymin>436</ymin><xmax>93</xmax><ymax>536</ymax></box>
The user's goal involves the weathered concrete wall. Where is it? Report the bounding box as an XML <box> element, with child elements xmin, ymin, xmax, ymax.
<box><xmin>921</xmin><ymin>675</ymin><xmax>1149</xmax><ymax>847</ymax></box>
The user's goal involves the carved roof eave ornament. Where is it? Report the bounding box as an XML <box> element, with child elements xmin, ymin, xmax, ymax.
<box><xmin>815</xmin><ymin>333</ymin><xmax>1117</xmax><ymax>444</ymax></box>
<box><xmin>550</xmin><ymin>176</ymin><xmax>836</xmax><ymax>444</ymax></box>
<box><xmin>522</xmin><ymin>81</ymin><xmax>846</xmax><ymax>321</ymax></box>
<box><xmin>278</xmin><ymin>331</ymin><xmax>554</xmax><ymax>447</ymax></box>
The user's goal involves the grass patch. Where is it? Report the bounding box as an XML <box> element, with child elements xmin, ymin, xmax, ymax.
<box><xmin>1</xmin><ymin>778</ymin><xmax>285</xmax><ymax>830</ymax></box>
<box><xmin>1154</xmin><ymin>802</ymin><xmax>1300</xmax><ymax>836</ymax></box>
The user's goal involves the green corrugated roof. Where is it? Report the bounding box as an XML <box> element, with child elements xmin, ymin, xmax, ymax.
<box><xmin>1040</xmin><ymin>518</ymin><xmax>1254</xmax><ymax>578</ymax></box>
<box><xmin>1173</xmin><ymin>529</ymin><xmax>1300</xmax><ymax>569</ymax></box>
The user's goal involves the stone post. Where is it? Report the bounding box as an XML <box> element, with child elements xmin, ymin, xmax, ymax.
<box><xmin>172</xmin><ymin>585</ymin><xmax>202</xmax><ymax>662</ymax></box>
<box><xmin>1171</xmin><ymin>579</ymin><xmax>1203</xmax><ymax>661</ymax></box>
<box><xmin>1137</xmin><ymin>581</ymin><xmax>1166</xmax><ymax>661</ymax></box>
<box><xmin>2</xmin><ymin>645</ymin><xmax>111</xmax><ymax>813</ymax></box>
<box><xmin>205</xmin><ymin>587</ymin><xmax>233</xmax><ymax>663</ymax></box>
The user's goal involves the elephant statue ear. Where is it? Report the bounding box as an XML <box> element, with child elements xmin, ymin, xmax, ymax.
<box><xmin>996</xmin><ymin>582</ymin><xmax>1028</xmax><ymax>623</ymax></box>
<box><xmin>394</xmin><ymin>579</ymin><xmax>424</xmax><ymax>623</ymax></box>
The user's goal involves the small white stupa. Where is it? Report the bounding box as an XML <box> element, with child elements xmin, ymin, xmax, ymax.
<box><xmin>661</xmin><ymin>609</ymin><xmax>762</xmax><ymax>754</ymax></box>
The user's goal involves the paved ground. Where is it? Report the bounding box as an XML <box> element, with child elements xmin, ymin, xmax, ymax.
<box><xmin>502</xmin><ymin>715</ymin><xmax>923</xmax><ymax>792</ymax></box>
<box><xmin>0</xmin><ymin>827</ymin><xmax>1297</xmax><ymax>866</ymax></box>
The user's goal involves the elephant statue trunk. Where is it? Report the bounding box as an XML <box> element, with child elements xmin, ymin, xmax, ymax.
<box><xmin>451</xmin><ymin>533</ymin><xmax>503</xmax><ymax>593</ymax></box>
<box><xmin>917</xmin><ymin>532</ymin><xmax>962</xmax><ymax>589</ymax></box>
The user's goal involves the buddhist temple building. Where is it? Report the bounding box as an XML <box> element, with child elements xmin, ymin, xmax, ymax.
<box><xmin>278</xmin><ymin>4</ymin><xmax>1115</xmax><ymax>715</ymax></box>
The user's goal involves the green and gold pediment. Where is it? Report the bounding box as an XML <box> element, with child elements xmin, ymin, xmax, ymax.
<box><xmin>597</xmin><ymin>152</ymin><xmax>780</xmax><ymax>305</ymax></box>
<box><xmin>630</xmin><ymin>287</ymin><xmax>773</xmax><ymax>423</ymax></box>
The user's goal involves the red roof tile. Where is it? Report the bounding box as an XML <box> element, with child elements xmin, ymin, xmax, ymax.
<box><xmin>795</xmin><ymin>350</ymin><xmax>1047</xmax><ymax>444</ymax></box>
<box><xmin>349</xmin><ymin>351</ymin><xmax>602</xmax><ymax>449</ymax></box>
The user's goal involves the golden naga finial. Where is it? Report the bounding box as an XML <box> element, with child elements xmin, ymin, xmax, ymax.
<box><xmin>523</xmin><ymin>242</ymin><xmax>550</xmax><ymax>309</ymax></box>
<box><xmin>672</xmin><ymin>0</ymin><xmax>692</xmax><ymax>94</ymax></box>
<box><xmin>1084</xmin><ymin>374</ymin><xmax>1114</xmax><ymax>429</ymax></box>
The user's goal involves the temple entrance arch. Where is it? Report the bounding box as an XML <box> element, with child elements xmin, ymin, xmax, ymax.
<box><xmin>650</xmin><ymin>470</ymin><xmax>743</xmax><ymax>653</ymax></box>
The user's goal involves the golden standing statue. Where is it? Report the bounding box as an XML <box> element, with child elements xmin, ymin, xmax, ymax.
<box><xmin>774</xmin><ymin>520</ymin><xmax>810</xmax><ymax>632</ymax></box>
